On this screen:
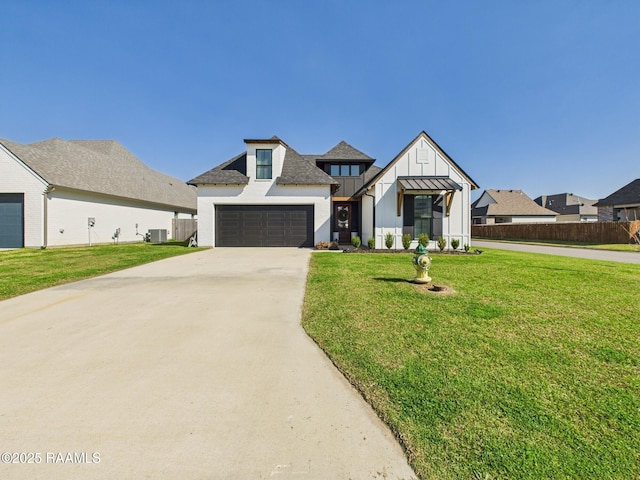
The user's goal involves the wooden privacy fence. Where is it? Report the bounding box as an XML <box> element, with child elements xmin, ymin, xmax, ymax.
<box><xmin>472</xmin><ymin>221</ymin><xmax>640</xmax><ymax>244</ymax></box>
<box><xmin>172</xmin><ymin>218</ymin><xmax>198</xmax><ymax>242</ymax></box>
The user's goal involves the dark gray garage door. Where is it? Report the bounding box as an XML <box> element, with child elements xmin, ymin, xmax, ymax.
<box><xmin>0</xmin><ymin>193</ymin><xmax>24</xmax><ymax>248</ymax></box>
<box><xmin>216</xmin><ymin>205</ymin><xmax>314</xmax><ymax>247</ymax></box>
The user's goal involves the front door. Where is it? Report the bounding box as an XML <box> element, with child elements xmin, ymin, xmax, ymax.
<box><xmin>336</xmin><ymin>204</ymin><xmax>351</xmax><ymax>243</ymax></box>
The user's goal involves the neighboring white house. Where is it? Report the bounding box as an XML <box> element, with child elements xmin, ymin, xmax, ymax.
<box><xmin>472</xmin><ymin>189</ymin><xmax>557</xmax><ymax>224</ymax></box>
<box><xmin>188</xmin><ymin>131</ymin><xmax>478</xmax><ymax>249</ymax></box>
<box><xmin>0</xmin><ymin>138</ymin><xmax>197</xmax><ymax>248</ymax></box>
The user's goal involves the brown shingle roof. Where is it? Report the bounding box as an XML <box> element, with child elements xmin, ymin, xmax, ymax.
<box><xmin>472</xmin><ymin>189</ymin><xmax>557</xmax><ymax>217</ymax></box>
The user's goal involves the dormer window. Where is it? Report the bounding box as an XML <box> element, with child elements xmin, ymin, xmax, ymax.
<box><xmin>330</xmin><ymin>164</ymin><xmax>360</xmax><ymax>176</ymax></box>
<box><xmin>256</xmin><ymin>149</ymin><xmax>272</xmax><ymax>179</ymax></box>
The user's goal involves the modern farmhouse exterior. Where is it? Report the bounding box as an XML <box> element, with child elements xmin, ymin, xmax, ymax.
<box><xmin>0</xmin><ymin>138</ymin><xmax>196</xmax><ymax>248</ymax></box>
<box><xmin>189</xmin><ymin>131</ymin><xmax>478</xmax><ymax>249</ymax></box>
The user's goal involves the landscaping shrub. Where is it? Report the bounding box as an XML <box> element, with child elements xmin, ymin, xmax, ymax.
<box><xmin>368</xmin><ymin>237</ymin><xmax>376</xmax><ymax>249</ymax></box>
<box><xmin>418</xmin><ymin>233</ymin><xmax>429</xmax><ymax>248</ymax></box>
<box><xmin>437</xmin><ymin>236</ymin><xmax>447</xmax><ymax>251</ymax></box>
<box><xmin>351</xmin><ymin>235</ymin><xmax>361</xmax><ymax>248</ymax></box>
<box><xmin>464</xmin><ymin>243</ymin><xmax>470</xmax><ymax>252</ymax></box>
<box><xmin>451</xmin><ymin>238</ymin><xmax>460</xmax><ymax>250</ymax></box>
<box><xmin>385</xmin><ymin>232</ymin><xmax>394</xmax><ymax>249</ymax></box>
<box><xmin>402</xmin><ymin>234</ymin><xmax>411</xmax><ymax>250</ymax></box>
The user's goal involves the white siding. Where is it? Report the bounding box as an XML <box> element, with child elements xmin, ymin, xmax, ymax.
<box><xmin>245</xmin><ymin>142</ymin><xmax>285</xmax><ymax>181</ymax></box>
<box><xmin>46</xmin><ymin>189</ymin><xmax>188</xmax><ymax>246</ymax></box>
<box><xmin>196</xmin><ymin>183</ymin><xmax>331</xmax><ymax>247</ymax></box>
<box><xmin>510</xmin><ymin>216</ymin><xmax>556</xmax><ymax>224</ymax></box>
<box><xmin>0</xmin><ymin>145</ymin><xmax>48</xmax><ymax>247</ymax></box>
<box><xmin>371</xmin><ymin>135</ymin><xmax>472</xmax><ymax>249</ymax></box>
<box><xmin>2</xmin><ymin>145</ymin><xmax>195</xmax><ymax>247</ymax></box>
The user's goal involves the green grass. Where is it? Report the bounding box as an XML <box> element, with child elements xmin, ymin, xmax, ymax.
<box><xmin>0</xmin><ymin>243</ymin><xmax>204</xmax><ymax>301</ymax></box>
<box><xmin>302</xmin><ymin>250</ymin><xmax>640</xmax><ymax>479</ymax></box>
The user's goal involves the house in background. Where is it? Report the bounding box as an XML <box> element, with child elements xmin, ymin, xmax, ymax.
<box><xmin>472</xmin><ymin>189</ymin><xmax>557</xmax><ymax>224</ymax></box>
<box><xmin>189</xmin><ymin>131</ymin><xmax>478</xmax><ymax>249</ymax></box>
<box><xmin>0</xmin><ymin>138</ymin><xmax>196</xmax><ymax>248</ymax></box>
<box><xmin>595</xmin><ymin>178</ymin><xmax>640</xmax><ymax>221</ymax></box>
<box><xmin>533</xmin><ymin>193</ymin><xmax>597</xmax><ymax>222</ymax></box>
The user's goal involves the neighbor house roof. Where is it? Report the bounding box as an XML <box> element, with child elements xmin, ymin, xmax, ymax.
<box><xmin>354</xmin><ymin>131</ymin><xmax>479</xmax><ymax>197</ymax></box>
<box><xmin>595</xmin><ymin>179</ymin><xmax>640</xmax><ymax>206</ymax></box>
<box><xmin>472</xmin><ymin>189</ymin><xmax>557</xmax><ymax>217</ymax></box>
<box><xmin>534</xmin><ymin>193</ymin><xmax>597</xmax><ymax>216</ymax></box>
<box><xmin>0</xmin><ymin>138</ymin><xmax>196</xmax><ymax>211</ymax></box>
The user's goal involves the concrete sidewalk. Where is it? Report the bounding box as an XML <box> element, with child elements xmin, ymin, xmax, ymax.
<box><xmin>472</xmin><ymin>240</ymin><xmax>640</xmax><ymax>264</ymax></box>
<box><xmin>0</xmin><ymin>248</ymin><xmax>416</xmax><ymax>480</ymax></box>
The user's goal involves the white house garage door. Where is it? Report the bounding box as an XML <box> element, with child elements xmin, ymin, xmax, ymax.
<box><xmin>216</xmin><ymin>205</ymin><xmax>314</xmax><ymax>247</ymax></box>
<box><xmin>0</xmin><ymin>193</ymin><xmax>24</xmax><ymax>248</ymax></box>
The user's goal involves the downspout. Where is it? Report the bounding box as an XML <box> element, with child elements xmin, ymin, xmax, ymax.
<box><xmin>364</xmin><ymin>190</ymin><xmax>375</xmax><ymax>241</ymax></box>
<box><xmin>43</xmin><ymin>185</ymin><xmax>55</xmax><ymax>249</ymax></box>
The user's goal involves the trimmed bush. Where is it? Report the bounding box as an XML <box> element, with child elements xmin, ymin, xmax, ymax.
<box><xmin>351</xmin><ymin>235</ymin><xmax>361</xmax><ymax>248</ymax></box>
<box><xmin>402</xmin><ymin>234</ymin><xmax>411</xmax><ymax>250</ymax></box>
<box><xmin>368</xmin><ymin>237</ymin><xmax>376</xmax><ymax>249</ymax></box>
<box><xmin>418</xmin><ymin>233</ymin><xmax>429</xmax><ymax>248</ymax></box>
<box><xmin>451</xmin><ymin>238</ymin><xmax>460</xmax><ymax>250</ymax></box>
<box><xmin>385</xmin><ymin>232</ymin><xmax>394</xmax><ymax>249</ymax></box>
<box><xmin>437</xmin><ymin>236</ymin><xmax>447</xmax><ymax>251</ymax></box>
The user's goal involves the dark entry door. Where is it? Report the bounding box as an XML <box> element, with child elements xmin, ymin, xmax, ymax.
<box><xmin>336</xmin><ymin>204</ymin><xmax>351</xmax><ymax>243</ymax></box>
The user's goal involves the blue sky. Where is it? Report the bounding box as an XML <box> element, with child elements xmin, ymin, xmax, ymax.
<box><xmin>2</xmin><ymin>0</ymin><xmax>638</xmax><ymax>200</ymax></box>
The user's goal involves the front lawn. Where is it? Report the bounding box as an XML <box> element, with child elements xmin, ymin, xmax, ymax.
<box><xmin>0</xmin><ymin>243</ymin><xmax>204</xmax><ymax>301</ymax></box>
<box><xmin>302</xmin><ymin>250</ymin><xmax>640</xmax><ymax>479</ymax></box>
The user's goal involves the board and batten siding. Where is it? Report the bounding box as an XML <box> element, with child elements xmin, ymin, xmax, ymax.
<box><xmin>195</xmin><ymin>184</ymin><xmax>332</xmax><ymax>247</ymax></box>
<box><xmin>370</xmin><ymin>136</ymin><xmax>472</xmax><ymax>249</ymax></box>
<box><xmin>0</xmin><ymin>144</ymin><xmax>48</xmax><ymax>247</ymax></box>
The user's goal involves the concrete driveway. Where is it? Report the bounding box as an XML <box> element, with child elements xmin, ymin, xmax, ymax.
<box><xmin>0</xmin><ymin>248</ymin><xmax>415</xmax><ymax>480</ymax></box>
<box><xmin>473</xmin><ymin>240</ymin><xmax>640</xmax><ymax>264</ymax></box>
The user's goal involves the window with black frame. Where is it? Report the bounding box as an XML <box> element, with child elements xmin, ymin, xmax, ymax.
<box><xmin>414</xmin><ymin>195</ymin><xmax>433</xmax><ymax>238</ymax></box>
<box><xmin>256</xmin><ymin>149</ymin><xmax>272</xmax><ymax>179</ymax></box>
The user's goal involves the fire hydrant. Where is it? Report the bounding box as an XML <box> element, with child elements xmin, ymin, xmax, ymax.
<box><xmin>412</xmin><ymin>244</ymin><xmax>432</xmax><ymax>283</ymax></box>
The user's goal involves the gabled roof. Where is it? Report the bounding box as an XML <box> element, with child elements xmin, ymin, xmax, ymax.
<box><xmin>0</xmin><ymin>138</ymin><xmax>196</xmax><ymax>211</ymax></box>
<box><xmin>472</xmin><ymin>189</ymin><xmax>557</xmax><ymax>217</ymax></box>
<box><xmin>318</xmin><ymin>141</ymin><xmax>374</xmax><ymax>162</ymax></box>
<box><xmin>277</xmin><ymin>146</ymin><xmax>338</xmax><ymax>186</ymax></box>
<box><xmin>595</xmin><ymin>179</ymin><xmax>640</xmax><ymax>206</ymax></box>
<box><xmin>534</xmin><ymin>193</ymin><xmax>597</xmax><ymax>216</ymax></box>
<box><xmin>187</xmin><ymin>138</ymin><xmax>339</xmax><ymax>187</ymax></box>
<box><xmin>354</xmin><ymin>131</ymin><xmax>479</xmax><ymax>197</ymax></box>
<box><xmin>188</xmin><ymin>152</ymin><xmax>249</xmax><ymax>185</ymax></box>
